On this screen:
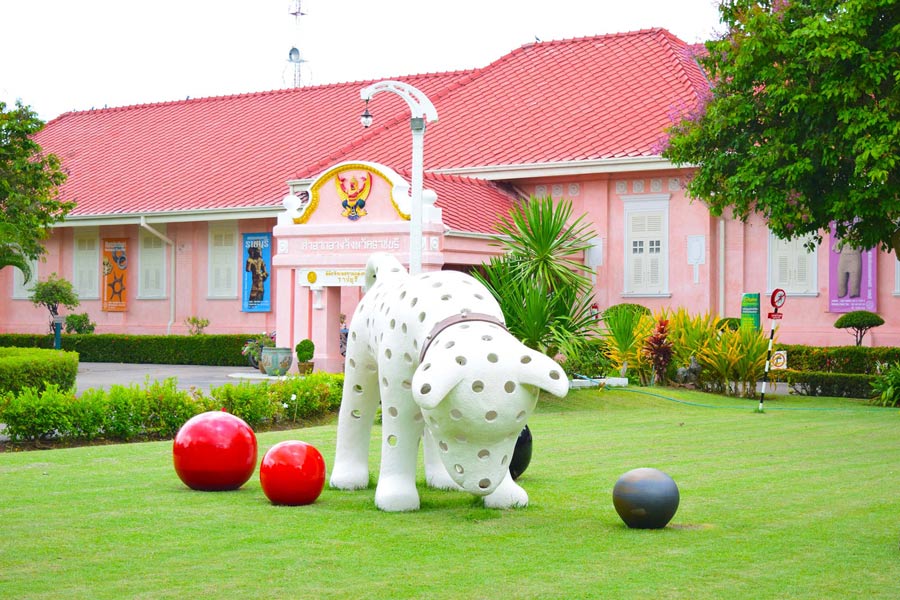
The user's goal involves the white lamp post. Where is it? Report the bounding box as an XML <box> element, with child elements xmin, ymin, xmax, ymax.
<box><xmin>359</xmin><ymin>80</ymin><xmax>438</xmax><ymax>275</ymax></box>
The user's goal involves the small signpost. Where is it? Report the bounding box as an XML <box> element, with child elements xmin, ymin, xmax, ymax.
<box><xmin>758</xmin><ymin>289</ymin><xmax>786</xmax><ymax>412</ymax></box>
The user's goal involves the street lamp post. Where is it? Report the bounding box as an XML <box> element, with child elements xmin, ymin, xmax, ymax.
<box><xmin>359</xmin><ymin>81</ymin><xmax>438</xmax><ymax>275</ymax></box>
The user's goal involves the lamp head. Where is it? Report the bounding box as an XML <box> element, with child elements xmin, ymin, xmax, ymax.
<box><xmin>360</xmin><ymin>100</ymin><xmax>373</xmax><ymax>128</ymax></box>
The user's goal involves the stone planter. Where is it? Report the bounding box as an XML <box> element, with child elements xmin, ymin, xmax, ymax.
<box><xmin>261</xmin><ymin>347</ymin><xmax>293</xmax><ymax>377</ymax></box>
<box><xmin>296</xmin><ymin>361</ymin><xmax>314</xmax><ymax>375</ymax></box>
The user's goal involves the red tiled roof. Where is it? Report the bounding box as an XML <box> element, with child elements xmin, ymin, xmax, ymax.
<box><xmin>418</xmin><ymin>172</ymin><xmax>518</xmax><ymax>233</ymax></box>
<box><xmin>35</xmin><ymin>28</ymin><xmax>708</xmax><ymax>231</ymax></box>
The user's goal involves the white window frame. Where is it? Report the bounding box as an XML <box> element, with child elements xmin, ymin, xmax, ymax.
<box><xmin>138</xmin><ymin>226</ymin><xmax>167</xmax><ymax>299</ymax></box>
<box><xmin>767</xmin><ymin>230</ymin><xmax>818</xmax><ymax>296</ymax></box>
<box><xmin>208</xmin><ymin>221</ymin><xmax>238</xmax><ymax>299</ymax></box>
<box><xmin>621</xmin><ymin>194</ymin><xmax>671</xmax><ymax>297</ymax></box>
<box><xmin>12</xmin><ymin>257</ymin><xmax>39</xmax><ymax>300</ymax></box>
<box><xmin>73</xmin><ymin>227</ymin><xmax>100</xmax><ymax>299</ymax></box>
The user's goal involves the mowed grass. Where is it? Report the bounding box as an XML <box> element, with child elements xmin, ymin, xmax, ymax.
<box><xmin>1</xmin><ymin>387</ymin><xmax>898</xmax><ymax>599</ymax></box>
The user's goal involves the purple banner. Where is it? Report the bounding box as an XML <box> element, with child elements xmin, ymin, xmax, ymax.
<box><xmin>828</xmin><ymin>225</ymin><xmax>876</xmax><ymax>313</ymax></box>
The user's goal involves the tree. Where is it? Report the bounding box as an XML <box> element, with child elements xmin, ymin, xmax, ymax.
<box><xmin>0</xmin><ymin>100</ymin><xmax>72</xmax><ymax>281</ymax></box>
<box><xmin>29</xmin><ymin>273</ymin><xmax>80</xmax><ymax>333</ymax></box>
<box><xmin>833</xmin><ymin>309</ymin><xmax>884</xmax><ymax>345</ymax></box>
<box><xmin>664</xmin><ymin>0</ymin><xmax>900</xmax><ymax>257</ymax></box>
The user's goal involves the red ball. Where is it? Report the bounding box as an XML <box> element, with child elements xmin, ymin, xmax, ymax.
<box><xmin>260</xmin><ymin>441</ymin><xmax>326</xmax><ymax>506</ymax></box>
<box><xmin>173</xmin><ymin>411</ymin><xmax>258</xmax><ymax>491</ymax></box>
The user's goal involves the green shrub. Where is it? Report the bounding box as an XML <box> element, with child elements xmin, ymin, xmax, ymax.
<box><xmin>295</xmin><ymin>339</ymin><xmax>315</xmax><ymax>363</ymax></box>
<box><xmin>102</xmin><ymin>384</ymin><xmax>149</xmax><ymax>441</ymax></box>
<box><xmin>184</xmin><ymin>316</ymin><xmax>210</xmax><ymax>336</ymax></box>
<box><xmin>870</xmin><ymin>362</ymin><xmax>900</xmax><ymax>407</ymax></box>
<box><xmin>64</xmin><ymin>313</ymin><xmax>96</xmax><ymax>334</ymax></box>
<box><xmin>602</xmin><ymin>303</ymin><xmax>651</xmax><ymax>320</ymax></box>
<box><xmin>833</xmin><ymin>310</ymin><xmax>884</xmax><ymax>346</ymax></box>
<box><xmin>0</xmin><ymin>385</ymin><xmax>73</xmax><ymax>442</ymax></box>
<box><xmin>142</xmin><ymin>377</ymin><xmax>212</xmax><ymax>438</ymax></box>
<box><xmin>771</xmin><ymin>369</ymin><xmax>876</xmax><ymax>398</ymax></box>
<box><xmin>268</xmin><ymin>372</ymin><xmax>344</xmax><ymax>424</ymax></box>
<box><xmin>775</xmin><ymin>345</ymin><xmax>900</xmax><ymax>375</ymax></box>
<box><xmin>67</xmin><ymin>388</ymin><xmax>107</xmax><ymax>441</ymax></box>
<box><xmin>559</xmin><ymin>338</ymin><xmax>611</xmax><ymax>378</ymax></box>
<box><xmin>0</xmin><ymin>347</ymin><xmax>78</xmax><ymax>394</ymax></box>
<box><xmin>210</xmin><ymin>381</ymin><xmax>279</xmax><ymax>428</ymax></box>
<box><xmin>0</xmin><ymin>334</ymin><xmax>249</xmax><ymax>366</ymax></box>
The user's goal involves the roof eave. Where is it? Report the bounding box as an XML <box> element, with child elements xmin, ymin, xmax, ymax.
<box><xmin>56</xmin><ymin>206</ymin><xmax>282</xmax><ymax>227</ymax></box>
<box><xmin>432</xmin><ymin>156</ymin><xmax>688</xmax><ymax>180</ymax></box>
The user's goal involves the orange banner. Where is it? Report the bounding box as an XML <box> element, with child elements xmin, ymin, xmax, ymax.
<box><xmin>102</xmin><ymin>238</ymin><xmax>128</xmax><ymax>312</ymax></box>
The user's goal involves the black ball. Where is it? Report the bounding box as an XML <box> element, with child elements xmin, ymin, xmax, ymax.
<box><xmin>612</xmin><ymin>468</ymin><xmax>680</xmax><ymax>529</ymax></box>
<box><xmin>508</xmin><ymin>425</ymin><xmax>532</xmax><ymax>481</ymax></box>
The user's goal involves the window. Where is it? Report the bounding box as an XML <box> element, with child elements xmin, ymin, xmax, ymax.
<box><xmin>139</xmin><ymin>227</ymin><xmax>167</xmax><ymax>298</ymax></box>
<box><xmin>73</xmin><ymin>228</ymin><xmax>99</xmax><ymax>299</ymax></box>
<box><xmin>768</xmin><ymin>231</ymin><xmax>817</xmax><ymax>295</ymax></box>
<box><xmin>208</xmin><ymin>222</ymin><xmax>237</xmax><ymax>298</ymax></box>
<box><xmin>12</xmin><ymin>257</ymin><xmax>38</xmax><ymax>299</ymax></box>
<box><xmin>623</xmin><ymin>195</ymin><xmax>669</xmax><ymax>296</ymax></box>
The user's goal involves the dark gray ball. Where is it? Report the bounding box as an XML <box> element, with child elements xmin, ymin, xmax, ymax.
<box><xmin>612</xmin><ymin>467</ymin><xmax>680</xmax><ymax>529</ymax></box>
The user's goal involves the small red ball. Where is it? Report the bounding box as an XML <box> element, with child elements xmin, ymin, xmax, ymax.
<box><xmin>173</xmin><ymin>411</ymin><xmax>258</xmax><ymax>491</ymax></box>
<box><xmin>260</xmin><ymin>441</ymin><xmax>326</xmax><ymax>506</ymax></box>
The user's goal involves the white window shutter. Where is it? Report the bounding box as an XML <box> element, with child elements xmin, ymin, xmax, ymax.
<box><xmin>140</xmin><ymin>229</ymin><xmax>166</xmax><ymax>298</ymax></box>
<box><xmin>208</xmin><ymin>224</ymin><xmax>237</xmax><ymax>298</ymax></box>
<box><xmin>73</xmin><ymin>231</ymin><xmax>99</xmax><ymax>298</ymax></box>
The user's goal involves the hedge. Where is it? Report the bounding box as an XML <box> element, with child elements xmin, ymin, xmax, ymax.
<box><xmin>0</xmin><ymin>372</ymin><xmax>345</xmax><ymax>446</ymax></box>
<box><xmin>0</xmin><ymin>347</ymin><xmax>79</xmax><ymax>395</ymax></box>
<box><xmin>776</xmin><ymin>345</ymin><xmax>900</xmax><ymax>375</ymax></box>
<box><xmin>0</xmin><ymin>334</ymin><xmax>250</xmax><ymax>366</ymax></box>
<box><xmin>770</xmin><ymin>369</ymin><xmax>875</xmax><ymax>399</ymax></box>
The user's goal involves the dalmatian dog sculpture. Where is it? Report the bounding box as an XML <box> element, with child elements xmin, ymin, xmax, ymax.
<box><xmin>329</xmin><ymin>253</ymin><xmax>569</xmax><ymax>511</ymax></box>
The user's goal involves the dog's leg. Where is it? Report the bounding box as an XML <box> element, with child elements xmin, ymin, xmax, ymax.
<box><xmin>483</xmin><ymin>471</ymin><xmax>529</xmax><ymax>509</ymax></box>
<box><xmin>423</xmin><ymin>429</ymin><xmax>461</xmax><ymax>490</ymax></box>
<box><xmin>330</xmin><ymin>348</ymin><xmax>380</xmax><ymax>491</ymax></box>
<box><xmin>374</xmin><ymin>365</ymin><xmax>424</xmax><ymax>511</ymax></box>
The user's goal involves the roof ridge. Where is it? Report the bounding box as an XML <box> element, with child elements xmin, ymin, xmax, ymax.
<box><xmin>48</xmin><ymin>68</ymin><xmax>480</xmax><ymax>122</ymax></box>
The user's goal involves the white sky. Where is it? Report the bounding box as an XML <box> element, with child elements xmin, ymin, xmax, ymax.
<box><xmin>1</xmin><ymin>0</ymin><xmax>724</xmax><ymax>122</ymax></box>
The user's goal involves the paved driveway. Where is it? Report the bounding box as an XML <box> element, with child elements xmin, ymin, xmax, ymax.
<box><xmin>75</xmin><ymin>362</ymin><xmax>265</xmax><ymax>395</ymax></box>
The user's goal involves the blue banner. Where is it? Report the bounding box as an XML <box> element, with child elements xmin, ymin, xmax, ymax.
<box><xmin>242</xmin><ymin>233</ymin><xmax>272</xmax><ymax>312</ymax></box>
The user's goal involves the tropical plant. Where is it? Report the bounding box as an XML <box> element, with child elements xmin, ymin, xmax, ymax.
<box><xmin>834</xmin><ymin>310</ymin><xmax>884</xmax><ymax>346</ymax></box>
<box><xmin>697</xmin><ymin>324</ymin><xmax>770</xmax><ymax>398</ymax></box>
<box><xmin>870</xmin><ymin>361</ymin><xmax>900</xmax><ymax>408</ymax></box>
<box><xmin>0</xmin><ymin>223</ymin><xmax>34</xmax><ymax>283</ymax></box>
<box><xmin>667</xmin><ymin>308</ymin><xmax>720</xmax><ymax>371</ymax></box>
<box><xmin>475</xmin><ymin>196</ymin><xmax>600</xmax><ymax>357</ymax></box>
<box><xmin>29</xmin><ymin>273</ymin><xmax>79</xmax><ymax>332</ymax></box>
<box><xmin>642</xmin><ymin>318</ymin><xmax>673</xmax><ymax>386</ymax></box>
<box><xmin>600</xmin><ymin>305</ymin><xmax>654</xmax><ymax>384</ymax></box>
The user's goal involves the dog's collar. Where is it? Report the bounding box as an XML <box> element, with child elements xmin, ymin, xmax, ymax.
<box><xmin>419</xmin><ymin>312</ymin><xmax>507</xmax><ymax>363</ymax></box>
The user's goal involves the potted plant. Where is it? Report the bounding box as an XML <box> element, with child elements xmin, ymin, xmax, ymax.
<box><xmin>295</xmin><ymin>339</ymin><xmax>315</xmax><ymax>375</ymax></box>
<box><xmin>242</xmin><ymin>332</ymin><xmax>275</xmax><ymax>372</ymax></box>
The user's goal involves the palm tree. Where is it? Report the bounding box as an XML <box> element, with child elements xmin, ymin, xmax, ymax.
<box><xmin>474</xmin><ymin>196</ymin><xmax>599</xmax><ymax>358</ymax></box>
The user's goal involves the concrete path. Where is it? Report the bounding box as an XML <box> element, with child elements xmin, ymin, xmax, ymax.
<box><xmin>75</xmin><ymin>362</ymin><xmax>271</xmax><ymax>395</ymax></box>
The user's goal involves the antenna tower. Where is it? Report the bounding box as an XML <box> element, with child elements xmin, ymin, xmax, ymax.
<box><xmin>287</xmin><ymin>0</ymin><xmax>307</xmax><ymax>87</ymax></box>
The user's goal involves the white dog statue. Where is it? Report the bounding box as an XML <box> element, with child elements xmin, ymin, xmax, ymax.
<box><xmin>329</xmin><ymin>253</ymin><xmax>569</xmax><ymax>511</ymax></box>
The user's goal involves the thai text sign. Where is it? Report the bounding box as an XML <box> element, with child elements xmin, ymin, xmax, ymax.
<box><xmin>299</xmin><ymin>269</ymin><xmax>366</xmax><ymax>287</ymax></box>
<box><xmin>740</xmin><ymin>293</ymin><xmax>760</xmax><ymax>330</ymax></box>
<box><xmin>242</xmin><ymin>233</ymin><xmax>272</xmax><ymax>312</ymax></box>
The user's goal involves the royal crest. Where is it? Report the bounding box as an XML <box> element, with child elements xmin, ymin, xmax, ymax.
<box><xmin>336</xmin><ymin>171</ymin><xmax>372</xmax><ymax>221</ymax></box>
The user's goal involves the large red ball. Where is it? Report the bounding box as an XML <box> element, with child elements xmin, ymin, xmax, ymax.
<box><xmin>173</xmin><ymin>411</ymin><xmax>258</xmax><ymax>491</ymax></box>
<box><xmin>260</xmin><ymin>441</ymin><xmax>326</xmax><ymax>506</ymax></box>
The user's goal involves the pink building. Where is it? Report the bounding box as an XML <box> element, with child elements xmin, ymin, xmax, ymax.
<box><xmin>3</xmin><ymin>29</ymin><xmax>898</xmax><ymax>370</ymax></box>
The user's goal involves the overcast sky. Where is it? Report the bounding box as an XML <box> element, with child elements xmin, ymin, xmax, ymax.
<box><xmin>1</xmin><ymin>0</ymin><xmax>724</xmax><ymax>121</ymax></box>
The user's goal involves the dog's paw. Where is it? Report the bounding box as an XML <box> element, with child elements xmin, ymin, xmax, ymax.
<box><xmin>375</xmin><ymin>476</ymin><xmax>420</xmax><ymax>512</ymax></box>
<box><xmin>329</xmin><ymin>462</ymin><xmax>370</xmax><ymax>491</ymax></box>
<box><xmin>483</xmin><ymin>476</ymin><xmax>529</xmax><ymax>509</ymax></box>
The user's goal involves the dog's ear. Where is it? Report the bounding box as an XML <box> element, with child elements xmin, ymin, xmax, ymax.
<box><xmin>515</xmin><ymin>349</ymin><xmax>569</xmax><ymax>398</ymax></box>
<box><xmin>411</xmin><ymin>358</ymin><xmax>464</xmax><ymax>410</ymax></box>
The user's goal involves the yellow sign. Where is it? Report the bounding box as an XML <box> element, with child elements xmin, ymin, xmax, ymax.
<box><xmin>771</xmin><ymin>350</ymin><xmax>787</xmax><ymax>370</ymax></box>
<box><xmin>299</xmin><ymin>269</ymin><xmax>365</xmax><ymax>287</ymax></box>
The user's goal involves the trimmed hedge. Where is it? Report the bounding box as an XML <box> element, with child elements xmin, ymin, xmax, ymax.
<box><xmin>776</xmin><ymin>345</ymin><xmax>900</xmax><ymax>375</ymax></box>
<box><xmin>0</xmin><ymin>334</ymin><xmax>249</xmax><ymax>366</ymax></box>
<box><xmin>0</xmin><ymin>347</ymin><xmax>79</xmax><ymax>395</ymax></box>
<box><xmin>770</xmin><ymin>369</ymin><xmax>876</xmax><ymax>399</ymax></box>
<box><xmin>0</xmin><ymin>372</ymin><xmax>345</xmax><ymax>446</ymax></box>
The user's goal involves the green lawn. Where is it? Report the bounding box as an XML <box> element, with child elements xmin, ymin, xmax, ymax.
<box><xmin>1</xmin><ymin>387</ymin><xmax>898</xmax><ymax>599</ymax></box>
